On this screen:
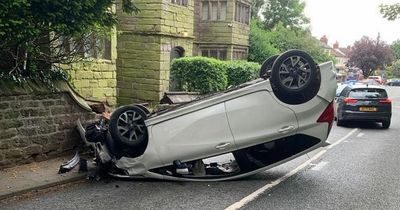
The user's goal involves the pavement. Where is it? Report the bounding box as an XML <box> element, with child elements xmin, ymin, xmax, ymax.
<box><xmin>0</xmin><ymin>154</ymin><xmax>94</xmax><ymax>201</ymax></box>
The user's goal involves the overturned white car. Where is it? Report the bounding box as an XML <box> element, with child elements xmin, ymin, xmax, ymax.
<box><xmin>76</xmin><ymin>50</ymin><xmax>337</xmax><ymax>181</ymax></box>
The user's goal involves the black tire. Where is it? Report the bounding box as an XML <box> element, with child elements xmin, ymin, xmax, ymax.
<box><xmin>337</xmin><ymin>119</ymin><xmax>345</xmax><ymax>126</ymax></box>
<box><xmin>109</xmin><ymin>106</ymin><xmax>148</xmax><ymax>148</ymax></box>
<box><xmin>382</xmin><ymin>120</ymin><xmax>391</xmax><ymax>129</ymax></box>
<box><xmin>259</xmin><ymin>55</ymin><xmax>279</xmax><ymax>79</ymax></box>
<box><xmin>135</xmin><ymin>104</ymin><xmax>151</xmax><ymax>115</ymax></box>
<box><xmin>270</xmin><ymin>50</ymin><xmax>321</xmax><ymax>105</ymax></box>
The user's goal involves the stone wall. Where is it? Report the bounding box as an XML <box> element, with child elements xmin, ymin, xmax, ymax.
<box><xmin>66</xmin><ymin>60</ymin><xmax>118</xmax><ymax>106</ymax></box>
<box><xmin>0</xmin><ymin>86</ymin><xmax>95</xmax><ymax>169</ymax></box>
<box><xmin>116</xmin><ymin>0</ymin><xmax>195</xmax><ymax>104</ymax></box>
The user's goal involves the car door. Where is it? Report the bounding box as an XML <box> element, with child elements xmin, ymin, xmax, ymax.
<box><xmin>225</xmin><ymin>91</ymin><xmax>298</xmax><ymax>149</ymax></box>
<box><xmin>149</xmin><ymin>103</ymin><xmax>235</xmax><ymax>165</ymax></box>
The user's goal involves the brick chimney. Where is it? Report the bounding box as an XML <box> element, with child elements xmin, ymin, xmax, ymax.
<box><xmin>333</xmin><ymin>41</ymin><xmax>339</xmax><ymax>49</ymax></box>
<box><xmin>320</xmin><ymin>35</ymin><xmax>328</xmax><ymax>44</ymax></box>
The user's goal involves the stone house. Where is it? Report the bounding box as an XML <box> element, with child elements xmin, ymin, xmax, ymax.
<box><xmin>67</xmin><ymin>0</ymin><xmax>252</xmax><ymax>106</ymax></box>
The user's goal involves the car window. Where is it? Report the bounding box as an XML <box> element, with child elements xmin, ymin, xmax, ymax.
<box><xmin>340</xmin><ymin>87</ymin><xmax>351</xmax><ymax>97</ymax></box>
<box><xmin>348</xmin><ymin>89</ymin><xmax>387</xmax><ymax>99</ymax></box>
<box><xmin>336</xmin><ymin>85</ymin><xmax>347</xmax><ymax>97</ymax></box>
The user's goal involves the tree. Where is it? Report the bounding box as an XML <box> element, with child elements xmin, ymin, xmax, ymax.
<box><xmin>386</xmin><ymin>59</ymin><xmax>400</xmax><ymax>78</ymax></box>
<box><xmin>248</xmin><ymin>19</ymin><xmax>334</xmax><ymax>64</ymax></box>
<box><xmin>251</xmin><ymin>0</ymin><xmax>265</xmax><ymax>18</ymax></box>
<box><xmin>348</xmin><ymin>36</ymin><xmax>394</xmax><ymax>77</ymax></box>
<box><xmin>248</xmin><ymin>20</ymin><xmax>280</xmax><ymax>64</ymax></box>
<box><xmin>380</xmin><ymin>3</ymin><xmax>400</xmax><ymax>20</ymax></box>
<box><xmin>391</xmin><ymin>40</ymin><xmax>400</xmax><ymax>59</ymax></box>
<box><xmin>0</xmin><ymin>0</ymin><xmax>138</xmax><ymax>82</ymax></box>
<box><xmin>261</xmin><ymin>0</ymin><xmax>309</xmax><ymax>30</ymax></box>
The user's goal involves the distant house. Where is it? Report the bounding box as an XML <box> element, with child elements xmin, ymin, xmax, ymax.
<box><xmin>319</xmin><ymin>36</ymin><xmax>351</xmax><ymax>82</ymax></box>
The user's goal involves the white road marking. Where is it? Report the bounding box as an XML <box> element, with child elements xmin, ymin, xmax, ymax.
<box><xmin>357</xmin><ymin>133</ymin><xmax>364</xmax><ymax>138</ymax></box>
<box><xmin>327</xmin><ymin>128</ymin><xmax>359</xmax><ymax>149</ymax></box>
<box><xmin>311</xmin><ymin>161</ymin><xmax>329</xmax><ymax>171</ymax></box>
<box><xmin>225</xmin><ymin>150</ymin><xmax>327</xmax><ymax>210</ymax></box>
<box><xmin>225</xmin><ymin>128</ymin><xmax>359</xmax><ymax>210</ymax></box>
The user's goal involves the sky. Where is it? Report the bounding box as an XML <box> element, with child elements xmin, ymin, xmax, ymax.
<box><xmin>304</xmin><ymin>0</ymin><xmax>400</xmax><ymax>48</ymax></box>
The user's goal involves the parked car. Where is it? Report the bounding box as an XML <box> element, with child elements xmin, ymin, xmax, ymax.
<box><xmin>368</xmin><ymin>76</ymin><xmax>383</xmax><ymax>84</ymax></box>
<box><xmin>386</xmin><ymin>79</ymin><xmax>400</xmax><ymax>86</ymax></box>
<box><xmin>336</xmin><ymin>84</ymin><xmax>392</xmax><ymax>128</ymax></box>
<box><xmin>359</xmin><ymin>79</ymin><xmax>381</xmax><ymax>86</ymax></box>
<box><xmin>75</xmin><ymin>50</ymin><xmax>337</xmax><ymax>181</ymax></box>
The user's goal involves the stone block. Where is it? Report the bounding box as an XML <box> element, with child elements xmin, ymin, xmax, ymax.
<box><xmin>13</xmin><ymin>137</ymin><xmax>30</xmax><ymax>147</ymax></box>
<box><xmin>107</xmin><ymin>80</ymin><xmax>117</xmax><ymax>87</ymax></box>
<box><xmin>50</xmin><ymin>106</ymin><xmax>72</xmax><ymax>116</ymax></box>
<box><xmin>23</xmin><ymin>117</ymin><xmax>54</xmax><ymax>127</ymax></box>
<box><xmin>0</xmin><ymin>120</ymin><xmax>23</xmax><ymax>130</ymax></box>
<box><xmin>18</xmin><ymin>126</ymin><xmax>38</xmax><ymax>136</ymax></box>
<box><xmin>98</xmin><ymin>80</ymin><xmax>108</xmax><ymax>87</ymax></box>
<box><xmin>3</xmin><ymin>111</ymin><xmax>20</xmax><ymax>119</ymax></box>
<box><xmin>0</xmin><ymin>102</ymin><xmax>9</xmax><ymax>109</ymax></box>
<box><xmin>101</xmin><ymin>72</ymin><xmax>114</xmax><ymax>79</ymax></box>
<box><xmin>37</xmin><ymin>125</ymin><xmax>57</xmax><ymax>134</ymax></box>
<box><xmin>42</xmin><ymin>100</ymin><xmax>55</xmax><ymax>106</ymax></box>
<box><xmin>4</xmin><ymin>148</ymin><xmax>24</xmax><ymax>159</ymax></box>
<box><xmin>25</xmin><ymin>144</ymin><xmax>43</xmax><ymax>155</ymax></box>
<box><xmin>0</xmin><ymin>140</ymin><xmax>12</xmax><ymax>149</ymax></box>
<box><xmin>20</xmin><ymin>108</ymin><xmax>49</xmax><ymax>118</ymax></box>
<box><xmin>93</xmin><ymin>72</ymin><xmax>103</xmax><ymax>79</ymax></box>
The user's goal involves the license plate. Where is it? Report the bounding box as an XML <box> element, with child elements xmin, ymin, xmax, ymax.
<box><xmin>359</xmin><ymin>107</ymin><xmax>377</xmax><ymax>112</ymax></box>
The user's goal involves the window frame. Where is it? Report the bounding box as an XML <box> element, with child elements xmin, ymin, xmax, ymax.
<box><xmin>235</xmin><ymin>1</ymin><xmax>250</xmax><ymax>25</ymax></box>
<box><xmin>201</xmin><ymin>48</ymin><xmax>228</xmax><ymax>60</ymax></box>
<box><xmin>232</xmin><ymin>48</ymin><xmax>248</xmax><ymax>60</ymax></box>
<box><xmin>171</xmin><ymin>0</ymin><xmax>189</xmax><ymax>6</ymax></box>
<box><xmin>59</xmin><ymin>33</ymin><xmax>112</xmax><ymax>61</ymax></box>
<box><xmin>201</xmin><ymin>0</ymin><xmax>228</xmax><ymax>21</ymax></box>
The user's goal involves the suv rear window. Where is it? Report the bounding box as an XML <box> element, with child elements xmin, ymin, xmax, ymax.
<box><xmin>348</xmin><ymin>88</ymin><xmax>388</xmax><ymax>99</ymax></box>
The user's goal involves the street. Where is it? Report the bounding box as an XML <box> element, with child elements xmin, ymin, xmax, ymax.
<box><xmin>2</xmin><ymin>87</ymin><xmax>400</xmax><ymax>210</ymax></box>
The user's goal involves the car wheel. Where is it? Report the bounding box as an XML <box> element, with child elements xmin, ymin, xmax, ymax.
<box><xmin>270</xmin><ymin>50</ymin><xmax>321</xmax><ymax>105</ymax></box>
<box><xmin>109</xmin><ymin>105</ymin><xmax>148</xmax><ymax>148</ymax></box>
<box><xmin>337</xmin><ymin>119</ymin><xmax>345</xmax><ymax>126</ymax></box>
<box><xmin>382</xmin><ymin>120</ymin><xmax>391</xmax><ymax>129</ymax></box>
<box><xmin>259</xmin><ymin>55</ymin><xmax>279</xmax><ymax>79</ymax></box>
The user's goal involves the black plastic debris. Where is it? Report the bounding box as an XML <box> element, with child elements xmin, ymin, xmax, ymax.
<box><xmin>58</xmin><ymin>151</ymin><xmax>80</xmax><ymax>174</ymax></box>
<box><xmin>78</xmin><ymin>158</ymin><xmax>88</xmax><ymax>172</ymax></box>
<box><xmin>160</xmin><ymin>92</ymin><xmax>200</xmax><ymax>105</ymax></box>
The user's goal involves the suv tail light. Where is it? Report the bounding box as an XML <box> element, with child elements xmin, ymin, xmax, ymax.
<box><xmin>379</xmin><ymin>98</ymin><xmax>392</xmax><ymax>104</ymax></box>
<box><xmin>317</xmin><ymin>101</ymin><xmax>334</xmax><ymax>135</ymax></box>
<box><xmin>344</xmin><ymin>98</ymin><xmax>358</xmax><ymax>104</ymax></box>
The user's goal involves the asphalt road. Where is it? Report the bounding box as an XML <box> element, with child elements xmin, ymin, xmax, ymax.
<box><xmin>3</xmin><ymin>87</ymin><xmax>400</xmax><ymax>210</ymax></box>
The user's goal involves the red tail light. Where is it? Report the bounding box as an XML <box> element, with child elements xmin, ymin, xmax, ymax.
<box><xmin>317</xmin><ymin>102</ymin><xmax>334</xmax><ymax>135</ymax></box>
<box><xmin>344</xmin><ymin>98</ymin><xmax>358</xmax><ymax>104</ymax></box>
<box><xmin>379</xmin><ymin>98</ymin><xmax>392</xmax><ymax>104</ymax></box>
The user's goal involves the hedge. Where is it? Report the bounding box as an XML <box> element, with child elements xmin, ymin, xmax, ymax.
<box><xmin>225</xmin><ymin>61</ymin><xmax>260</xmax><ymax>86</ymax></box>
<box><xmin>171</xmin><ymin>57</ymin><xmax>228</xmax><ymax>94</ymax></box>
<box><xmin>171</xmin><ymin>57</ymin><xmax>261</xmax><ymax>94</ymax></box>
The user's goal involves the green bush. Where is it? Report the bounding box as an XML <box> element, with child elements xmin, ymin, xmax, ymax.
<box><xmin>171</xmin><ymin>57</ymin><xmax>228</xmax><ymax>94</ymax></box>
<box><xmin>171</xmin><ymin>57</ymin><xmax>261</xmax><ymax>94</ymax></box>
<box><xmin>226</xmin><ymin>61</ymin><xmax>260</xmax><ymax>86</ymax></box>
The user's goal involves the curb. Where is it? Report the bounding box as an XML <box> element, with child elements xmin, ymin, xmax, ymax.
<box><xmin>0</xmin><ymin>172</ymin><xmax>88</xmax><ymax>201</ymax></box>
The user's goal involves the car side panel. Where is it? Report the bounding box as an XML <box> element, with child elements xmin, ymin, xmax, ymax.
<box><xmin>225</xmin><ymin>91</ymin><xmax>298</xmax><ymax>149</ymax></box>
<box><xmin>317</xmin><ymin>62</ymin><xmax>337</xmax><ymax>102</ymax></box>
<box><xmin>288</xmin><ymin>97</ymin><xmax>331</xmax><ymax>140</ymax></box>
<box><xmin>149</xmin><ymin>103</ymin><xmax>235</xmax><ymax>166</ymax></box>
